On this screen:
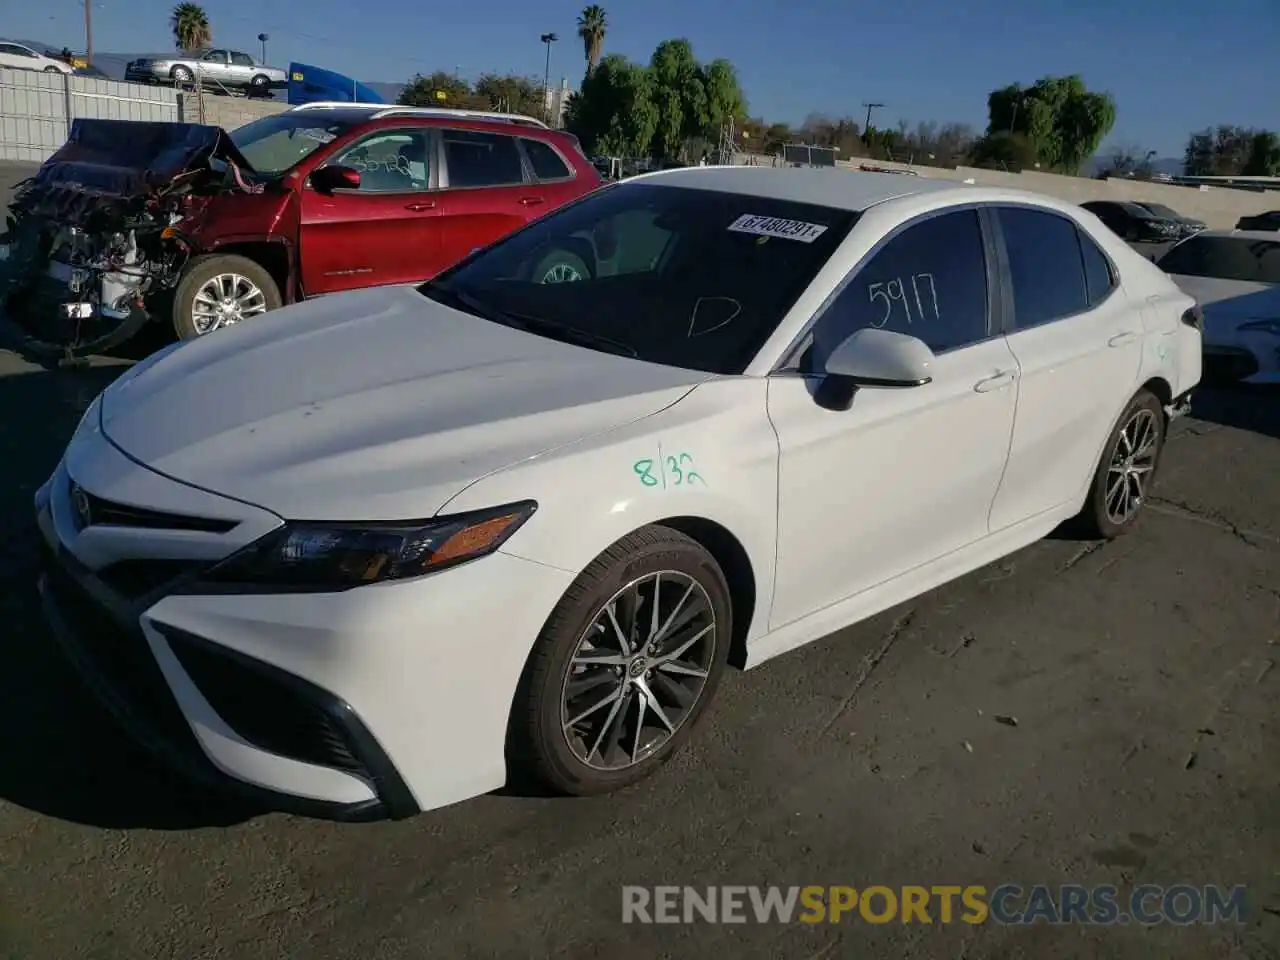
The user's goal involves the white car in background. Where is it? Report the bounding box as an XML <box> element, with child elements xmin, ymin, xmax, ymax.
<box><xmin>36</xmin><ymin>167</ymin><xmax>1201</xmax><ymax>821</ymax></box>
<box><xmin>0</xmin><ymin>41</ymin><xmax>73</xmax><ymax>74</ymax></box>
<box><xmin>1157</xmin><ymin>230</ymin><xmax>1280</xmax><ymax>383</ymax></box>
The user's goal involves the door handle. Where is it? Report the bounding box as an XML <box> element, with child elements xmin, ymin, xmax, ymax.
<box><xmin>518</xmin><ymin>196</ymin><xmax>545</xmax><ymax>206</ymax></box>
<box><xmin>1107</xmin><ymin>331</ymin><xmax>1137</xmax><ymax>348</ymax></box>
<box><xmin>404</xmin><ymin>201</ymin><xmax>436</xmax><ymax>212</ymax></box>
<box><xmin>973</xmin><ymin>370</ymin><xmax>1017</xmax><ymax>393</ymax></box>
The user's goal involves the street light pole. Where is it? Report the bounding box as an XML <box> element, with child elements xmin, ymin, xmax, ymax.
<box><xmin>84</xmin><ymin>0</ymin><xmax>93</xmax><ymax>65</ymax></box>
<box><xmin>257</xmin><ymin>33</ymin><xmax>269</xmax><ymax>64</ymax></box>
<box><xmin>540</xmin><ymin>32</ymin><xmax>558</xmax><ymax>124</ymax></box>
<box><xmin>862</xmin><ymin>102</ymin><xmax>884</xmax><ymax>134</ymax></box>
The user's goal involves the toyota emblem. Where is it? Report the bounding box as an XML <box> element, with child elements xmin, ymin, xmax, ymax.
<box><xmin>71</xmin><ymin>483</ymin><xmax>92</xmax><ymax>529</ymax></box>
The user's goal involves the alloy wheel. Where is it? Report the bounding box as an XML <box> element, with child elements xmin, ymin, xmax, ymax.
<box><xmin>191</xmin><ymin>273</ymin><xmax>268</xmax><ymax>334</ymax></box>
<box><xmin>1105</xmin><ymin>407</ymin><xmax>1159</xmax><ymax>525</ymax></box>
<box><xmin>561</xmin><ymin>571</ymin><xmax>717</xmax><ymax>771</ymax></box>
<box><xmin>540</xmin><ymin>262</ymin><xmax>583</xmax><ymax>284</ymax></box>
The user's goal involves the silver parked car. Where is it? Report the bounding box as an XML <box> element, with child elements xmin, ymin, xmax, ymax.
<box><xmin>125</xmin><ymin>48</ymin><xmax>287</xmax><ymax>94</ymax></box>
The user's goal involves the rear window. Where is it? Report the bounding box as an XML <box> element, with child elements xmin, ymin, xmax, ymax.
<box><xmin>522</xmin><ymin>138</ymin><xmax>572</xmax><ymax>180</ymax></box>
<box><xmin>443</xmin><ymin>129</ymin><xmax>525</xmax><ymax>188</ymax></box>
<box><xmin>422</xmin><ymin>183</ymin><xmax>858</xmax><ymax>375</ymax></box>
<box><xmin>1158</xmin><ymin>236</ymin><xmax>1280</xmax><ymax>284</ymax></box>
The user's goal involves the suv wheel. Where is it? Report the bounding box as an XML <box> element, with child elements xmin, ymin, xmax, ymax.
<box><xmin>172</xmin><ymin>254</ymin><xmax>281</xmax><ymax>340</ymax></box>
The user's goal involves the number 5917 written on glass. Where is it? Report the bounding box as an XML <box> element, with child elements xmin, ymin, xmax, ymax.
<box><xmin>869</xmin><ymin>274</ymin><xmax>939</xmax><ymax>328</ymax></box>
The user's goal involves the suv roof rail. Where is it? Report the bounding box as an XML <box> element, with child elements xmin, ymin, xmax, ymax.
<box><xmin>288</xmin><ymin>101</ymin><xmax>550</xmax><ymax>128</ymax></box>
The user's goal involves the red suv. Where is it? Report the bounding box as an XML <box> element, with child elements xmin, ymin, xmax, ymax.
<box><xmin>163</xmin><ymin>104</ymin><xmax>601</xmax><ymax>338</ymax></box>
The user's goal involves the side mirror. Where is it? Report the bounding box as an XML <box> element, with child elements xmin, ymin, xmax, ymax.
<box><xmin>310</xmin><ymin>165</ymin><xmax>360</xmax><ymax>194</ymax></box>
<box><xmin>815</xmin><ymin>328</ymin><xmax>934</xmax><ymax>411</ymax></box>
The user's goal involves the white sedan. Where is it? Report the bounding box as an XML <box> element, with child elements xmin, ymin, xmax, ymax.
<box><xmin>1157</xmin><ymin>229</ymin><xmax>1280</xmax><ymax>383</ymax></box>
<box><xmin>0</xmin><ymin>41</ymin><xmax>74</xmax><ymax>73</ymax></box>
<box><xmin>36</xmin><ymin>167</ymin><xmax>1202</xmax><ymax>820</ymax></box>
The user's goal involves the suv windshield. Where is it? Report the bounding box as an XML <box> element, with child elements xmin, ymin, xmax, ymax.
<box><xmin>229</xmin><ymin>113</ymin><xmax>359</xmax><ymax>175</ymax></box>
<box><xmin>1158</xmin><ymin>235</ymin><xmax>1280</xmax><ymax>284</ymax></box>
<box><xmin>419</xmin><ymin>183</ymin><xmax>858</xmax><ymax>375</ymax></box>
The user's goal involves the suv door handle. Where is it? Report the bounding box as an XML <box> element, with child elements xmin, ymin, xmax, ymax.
<box><xmin>404</xmin><ymin>201</ymin><xmax>436</xmax><ymax>212</ymax></box>
<box><xmin>973</xmin><ymin>370</ymin><xmax>1017</xmax><ymax>393</ymax></box>
<box><xmin>518</xmin><ymin>196</ymin><xmax>545</xmax><ymax>206</ymax></box>
<box><xmin>1107</xmin><ymin>331</ymin><xmax>1137</xmax><ymax>348</ymax></box>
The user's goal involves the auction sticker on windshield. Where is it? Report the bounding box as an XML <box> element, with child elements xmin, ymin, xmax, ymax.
<box><xmin>727</xmin><ymin>214</ymin><xmax>829</xmax><ymax>243</ymax></box>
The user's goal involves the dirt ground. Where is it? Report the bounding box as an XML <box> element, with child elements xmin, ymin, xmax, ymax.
<box><xmin>0</xmin><ymin>339</ymin><xmax>1277</xmax><ymax>960</ymax></box>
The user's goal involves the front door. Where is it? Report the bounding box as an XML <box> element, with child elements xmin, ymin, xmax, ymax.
<box><xmin>299</xmin><ymin>128</ymin><xmax>441</xmax><ymax>296</ymax></box>
<box><xmin>987</xmin><ymin>205</ymin><xmax>1143</xmax><ymax>531</ymax></box>
<box><xmin>766</xmin><ymin>208</ymin><xmax>1019</xmax><ymax>630</ymax></box>
<box><xmin>434</xmin><ymin>127</ymin><xmax>545</xmax><ymax>272</ymax></box>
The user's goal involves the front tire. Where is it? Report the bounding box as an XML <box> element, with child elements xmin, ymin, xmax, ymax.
<box><xmin>1076</xmin><ymin>389</ymin><xmax>1166</xmax><ymax>539</ymax></box>
<box><xmin>510</xmin><ymin>526</ymin><xmax>732</xmax><ymax>796</ymax></box>
<box><xmin>171</xmin><ymin>254</ymin><xmax>281</xmax><ymax>340</ymax></box>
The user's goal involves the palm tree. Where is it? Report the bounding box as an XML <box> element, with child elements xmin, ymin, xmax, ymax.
<box><xmin>171</xmin><ymin>2</ymin><xmax>212</xmax><ymax>52</ymax></box>
<box><xmin>576</xmin><ymin>5</ymin><xmax>607</xmax><ymax>78</ymax></box>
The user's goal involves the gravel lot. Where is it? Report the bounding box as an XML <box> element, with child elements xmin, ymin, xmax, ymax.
<box><xmin>0</xmin><ymin>160</ymin><xmax>1277</xmax><ymax>960</ymax></box>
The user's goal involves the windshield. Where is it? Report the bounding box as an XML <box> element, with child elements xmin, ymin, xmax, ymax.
<box><xmin>1158</xmin><ymin>235</ymin><xmax>1280</xmax><ymax>284</ymax></box>
<box><xmin>229</xmin><ymin>113</ymin><xmax>358</xmax><ymax>175</ymax></box>
<box><xmin>419</xmin><ymin>183</ymin><xmax>858</xmax><ymax>375</ymax></box>
<box><xmin>1121</xmin><ymin>202</ymin><xmax>1158</xmax><ymax>220</ymax></box>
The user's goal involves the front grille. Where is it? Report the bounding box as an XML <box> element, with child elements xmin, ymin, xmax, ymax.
<box><xmin>39</xmin><ymin>540</ymin><xmax>198</xmax><ymax>749</ymax></box>
<box><xmin>80</xmin><ymin>490</ymin><xmax>238</xmax><ymax>534</ymax></box>
<box><xmin>165</xmin><ymin>631</ymin><xmax>371</xmax><ymax>779</ymax></box>
<box><xmin>96</xmin><ymin>558</ymin><xmax>207</xmax><ymax>599</ymax></box>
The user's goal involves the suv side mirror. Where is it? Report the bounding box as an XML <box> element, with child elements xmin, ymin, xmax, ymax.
<box><xmin>311</xmin><ymin>165</ymin><xmax>360</xmax><ymax>194</ymax></box>
<box><xmin>815</xmin><ymin>328</ymin><xmax>934</xmax><ymax>410</ymax></box>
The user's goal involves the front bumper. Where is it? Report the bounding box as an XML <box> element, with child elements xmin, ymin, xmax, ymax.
<box><xmin>36</xmin><ymin>433</ymin><xmax>575</xmax><ymax>820</ymax></box>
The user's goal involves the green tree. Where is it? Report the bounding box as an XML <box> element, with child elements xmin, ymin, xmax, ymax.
<box><xmin>398</xmin><ymin>71</ymin><xmax>478</xmax><ymax>108</ymax></box>
<box><xmin>577</xmin><ymin>5</ymin><xmax>608</xmax><ymax>79</ymax></box>
<box><xmin>1183</xmin><ymin>125</ymin><xmax>1270</xmax><ymax>176</ymax></box>
<box><xmin>1242</xmin><ymin>130</ymin><xmax>1280</xmax><ymax>176</ymax></box>
<box><xmin>170</xmin><ymin>2</ymin><xmax>211</xmax><ymax>52</ymax></box>
<box><xmin>968</xmin><ymin>131</ymin><xmax>1039</xmax><ymax>171</ymax></box>
<box><xmin>565</xmin><ymin>53</ymin><xmax>658</xmax><ymax>157</ymax></box>
<box><xmin>986</xmin><ymin>75</ymin><xmax>1115</xmax><ymax>174</ymax></box>
<box><xmin>648</xmin><ymin>40</ymin><xmax>706</xmax><ymax>161</ymax></box>
<box><xmin>473</xmin><ymin>73</ymin><xmax>543</xmax><ymax>116</ymax></box>
<box><xmin>697</xmin><ymin>58</ymin><xmax>746</xmax><ymax>141</ymax></box>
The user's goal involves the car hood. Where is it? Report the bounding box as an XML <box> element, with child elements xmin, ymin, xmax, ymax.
<box><xmin>100</xmin><ymin>285</ymin><xmax>708</xmax><ymax>520</ymax></box>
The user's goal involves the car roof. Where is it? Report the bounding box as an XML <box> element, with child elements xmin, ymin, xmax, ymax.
<box><xmin>627</xmin><ymin>165</ymin><xmax>967</xmax><ymax>212</ymax></box>
<box><xmin>285</xmin><ymin>103</ymin><xmax>552</xmax><ymax>131</ymax></box>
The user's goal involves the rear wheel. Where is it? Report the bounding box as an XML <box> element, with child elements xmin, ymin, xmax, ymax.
<box><xmin>1076</xmin><ymin>389</ymin><xmax>1166</xmax><ymax>539</ymax></box>
<box><xmin>531</xmin><ymin>249</ymin><xmax>590</xmax><ymax>284</ymax></box>
<box><xmin>249</xmin><ymin>74</ymin><xmax>271</xmax><ymax>96</ymax></box>
<box><xmin>510</xmin><ymin>526</ymin><xmax>732</xmax><ymax>796</ymax></box>
<box><xmin>171</xmin><ymin>254</ymin><xmax>281</xmax><ymax>340</ymax></box>
<box><xmin>170</xmin><ymin>65</ymin><xmax>193</xmax><ymax>84</ymax></box>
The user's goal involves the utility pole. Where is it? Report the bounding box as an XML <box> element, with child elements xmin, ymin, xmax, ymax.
<box><xmin>84</xmin><ymin>0</ymin><xmax>93</xmax><ymax>65</ymax></box>
<box><xmin>862</xmin><ymin>102</ymin><xmax>884</xmax><ymax>134</ymax></box>
<box><xmin>540</xmin><ymin>32</ymin><xmax>558</xmax><ymax>124</ymax></box>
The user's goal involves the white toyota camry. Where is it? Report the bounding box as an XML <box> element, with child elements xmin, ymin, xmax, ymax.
<box><xmin>37</xmin><ymin>167</ymin><xmax>1202</xmax><ymax>821</ymax></box>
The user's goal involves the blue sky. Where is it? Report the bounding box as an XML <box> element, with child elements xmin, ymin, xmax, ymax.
<box><xmin>13</xmin><ymin>0</ymin><xmax>1278</xmax><ymax>156</ymax></box>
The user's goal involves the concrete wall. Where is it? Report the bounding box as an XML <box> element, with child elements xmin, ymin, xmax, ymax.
<box><xmin>179</xmin><ymin>93</ymin><xmax>288</xmax><ymax>130</ymax></box>
<box><xmin>0</xmin><ymin>67</ymin><xmax>180</xmax><ymax>162</ymax></box>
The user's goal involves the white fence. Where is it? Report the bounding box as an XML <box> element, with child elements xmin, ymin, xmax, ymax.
<box><xmin>0</xmin><ymin>67</ymin><xmax>181</xmax><ymax>163</ymax></box>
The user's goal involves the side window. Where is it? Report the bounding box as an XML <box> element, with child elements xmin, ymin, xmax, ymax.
<box><xmin>522</xmin><ymin>138</ymin><xmax>572</xmax><ymax>181</ymax></box>
<box><xmin>999</xmin><ymin>207</ymin><xmax>1089</xmax><ymax>328</ymax></box>
<box><xmin>1078</xmin><ymin>229</ymin><xmax>1114</xmax><ymax>306</ymax></box>
<box><xmin>201</xmin><ymin>50</ymin><xmax>227</xmax><ymax>63</ymax></box>
<box><xmin>443</xmin><ymin>130</ymin><xmax>525</xmax><ymax>188</ymax></box>
<box><xmin>230</xmin><ymin>52</ymin><xmax>254</xmax><ymax>67</ymax></box>
<box><xmin>329</xmin><ymin>130</ymin><xmax>431</xmax><ymax>192</ymax></box>
<box><xmin>813</xmin><ymin>209</ymin><xmax>990</xmax><ymax>362</ymax></box>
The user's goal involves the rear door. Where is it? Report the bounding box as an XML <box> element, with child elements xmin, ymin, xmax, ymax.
<box><xmin>298</xmin><ymin>127</ymin><xmax>441</xmax><ymax>295</ymax></box>
<box><xmin>987</xmin><ymin>205</ymin><xmax>1143</xmax><ymax>531</ymax></box>
<box><xmin>518</xmin><ymin>135</ymin><xmax>586</xmax><ymax>212</ymax></box>
<box><xmin>228</xmin><ymin>50</ymin><xmax>256</xmax><ymax>86</ymax></box>
<box><xmin>433</xmin><ymin>127</ymin><xmax>544</xmax><ymax>271</ymax></box>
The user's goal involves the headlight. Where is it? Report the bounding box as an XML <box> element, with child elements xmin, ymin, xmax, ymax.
<box><xmin>1238</xmin><ymin>320</ymin><xmax>1280</xmax><ymax>336</ymax></box>
<box><xmin>207</xmin><ymin>500</ymin><xmax>538</xmax><ymax>588</ymax></box>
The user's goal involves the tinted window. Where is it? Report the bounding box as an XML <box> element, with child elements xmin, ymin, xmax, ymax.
<box><xmin>421</xmin><ymin>184</ymin><xmax>858</xmax><ymax>375</ymax></box>
<box><xmin>444</xmin><ymin>130</ymin><xmax>525</xmax><ymax>188</ymax></box>
<box><xmin>330</xmin><ymin>130</ymin><xmax>431</xmax><ymax>192</ymax></box>
<box><xmin>230</xmin><ymin>52</ymin><xmax>254</xmax><ymax>67</ymax></box>
<box><xmin>999</xmin><ymin>207</ymin><xmax>1089</xmax><ymax>327</ymax></box>
<box><xmin>523</xmin><ymin>138</ymin><xmax>572</xmax><ymax>180</ymax></box>
<box><xmin>201</xmin><ymin>50</ymin><xmax>227</xmax><ymax>62</ymax></box>
<box><xmin>814</xmin><ymin>210</ymin><xmax>989</xmax><ymax>359</ymax></box>
<box><xmin>1079</xmin><ymin>230</ymin><xmax>1114</xmax><ymax>305</ymax></box>
<box><xmin>1157</xmin><ymin>236</ymin><xmax>1280</xmax><ymax>284</ymax></box>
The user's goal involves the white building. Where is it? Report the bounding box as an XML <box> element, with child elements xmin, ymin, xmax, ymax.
<box><xmin>542</xmin><ymin>78</ymin><xmax>573</xmax><ymax>128</ymax></box>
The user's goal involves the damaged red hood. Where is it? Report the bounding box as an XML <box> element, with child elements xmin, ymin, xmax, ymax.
<box><xmin>25</xmin><ymin>118</ymin><xmax>257</xmax><ymax>200</ymax></box>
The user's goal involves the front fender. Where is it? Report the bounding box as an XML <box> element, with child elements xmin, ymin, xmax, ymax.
<box><xmin>438</xmin><ymin>378</ymin><xmax>780</xmax><ymax>645</ymax></box>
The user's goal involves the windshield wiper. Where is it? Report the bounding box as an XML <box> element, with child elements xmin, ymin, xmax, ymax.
<box><xmin>423</xmin><ymin>283</ymin><xmax>637</xmax><ymax>358</ymax></box>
